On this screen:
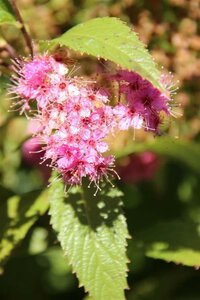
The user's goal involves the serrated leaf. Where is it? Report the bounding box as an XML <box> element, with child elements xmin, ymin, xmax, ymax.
<box><xmin>0</xmin><ymin>190</ymin><xmax>49</xmax><ymax>266</ymax></box>
<box><xmin>115</xmin><ymin>137</ymin><xmax>200</xmax><ymax>175</ymax></box>
<box><xmin>48</xmin><ymin>175</ymin><xmax>129</xmax><ymax>300</ymax></box>
<box><xmin>42</xmin><ymin>17</ymin><xmax>164</xmax><ymax>91</ymax></box>
<box><xmin>0</xmin><ymin>0</ymin><xmax>18</xmax><ymax>26</ymax></box>
<box><xmin>135</xmin><ymin>220</ymin><xmax>200</xmax><ymax>267</ymax></box>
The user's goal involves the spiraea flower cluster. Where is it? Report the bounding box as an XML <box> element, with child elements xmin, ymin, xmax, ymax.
<box><xmin>110</xmin><ymin>70</ymin><xmax>173</xmax><ymax>133</ymax></box>
<box><xmin>10</xmin><ymin>54</ymin><xmax>173</xmax><ymax>189</ymax></box>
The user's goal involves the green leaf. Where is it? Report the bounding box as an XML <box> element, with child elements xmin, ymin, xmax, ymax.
<box><xmin>0</xmin><ymin>190</ymin><xmax>49</xmax><ymax>266</ymax></box>
<box><xmin>115</xmin><ymin>137</ymin><xmax>200</xmax><ymax>175</ymax></box>
<box><xmin>0</xmin><ymin>0</ymin><xmax>18</xmax><ymax>26</ymax></box>
<box><xmin>42</xmin><ymin>17</ymin><xmax>164</xmax><ymax>91</ymax></box>
<box><xmin>48</xmin><ymin>175</ymin><xmax>129</xmax><ymax>300</ymax></box>
<box><xmin>135</xmin><ymin>220</ymin><xmax>200</xmax><ymax>268</ymax></box>
<box><xmin>0</xmin><ymin>75</ymin><xmax>9</xmax><ymax>93</ymax></box>
<box><xmin>0</xmin><ymin>184</ymin><xmax>13</xmax><ymax>200</ymax></box>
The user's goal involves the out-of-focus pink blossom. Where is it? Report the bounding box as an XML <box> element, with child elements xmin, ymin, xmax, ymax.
<box><xmin>22</xmin><ymin>137</ymin><xmax>42</xmax><ymax>166</ymax></box>
<box><xmin>22</xmin><ymin>137</ymin><xmax>51</xmax><ymax>182</ymax></box>
<box><xmin>118</xmin><ymin>151</ymin><xmax>161</xmax><ymax>183</ymax></box>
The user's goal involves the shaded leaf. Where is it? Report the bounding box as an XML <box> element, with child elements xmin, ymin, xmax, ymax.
<box><xmin>0</xmin><ymin>190</ymin><xmax>49</xmax><ymax>266</ymax></box>
<box><xmin>42</xmin><ymin>17</ymin><xmax>164</xmax><ymax>91</ymax></box>
<box><xmin>0</xmin><ymin>75</ymin><xmax>9</xmax><ymax>93</ymax></box>
<box><xmin>37</xmin><ymin>247</ymin><xmax>74</xmax><ymax>292</ymax></box>
<box><xmin>48</xmin><ymin>175</ymin><xmax>129</xmax><ymax>300</ymax></box>
<box><xmin>115</xmin><ymin>137</ymin><xmax>200</xmax><ymax>175</ymax></box>
<box><xmin>0</xmin><ymin>185</ymin><xmax>13</xmax><ymax>200</ymax></box>
<box><xmin>134</xmin><ymin>220</ymin><xmax>200</xmax><ymax>267</ymax></box>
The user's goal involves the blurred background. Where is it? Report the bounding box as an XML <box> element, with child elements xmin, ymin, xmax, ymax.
<box><xmin>0</xmin><ymin>0</ymin><xmax>200</xmax><ymax>299</ymax></box>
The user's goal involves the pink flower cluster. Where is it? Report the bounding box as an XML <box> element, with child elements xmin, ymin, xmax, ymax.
<box><xmin>111</xmin><ymin>70</ymin><xmax>172</xmax><ymax>132</ymax></box>
<box><xmin>11</xmin><ymin>55</ymin><xmax>116</xmax><ymax>189</ymax></box>
<box><xmin>11</xmin><ymin>55</ymin><xmax>68</xmax><ymax>112</ymax></box>
<box><xmin>11</xmin><ymin>54</ymin><xmax>172</xmax><ymax>188</ymax></box>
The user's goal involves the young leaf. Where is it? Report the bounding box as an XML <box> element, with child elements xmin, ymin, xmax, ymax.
<box><xmin>134</xmin><ymin>220</ymin><xmax>200</xmax><ymax>267</ymax></box>
<box><xmin>41</xmin><ymin>17</ymin><xmax>164</xmax><ymax>91</ymax></box>
<box><xmin>0</xmin><ymin>190</ymin><xmax>49</xmax><ymax>266</ymax></box>
<box><xmin>0</xmin><ymin>0</ymin><xmax>18</xmax><ymax>26</ymax></box>
<box><xmin>48</xmin><ymin>175</ymin><xmax>129</xmax><ymax>300</ymax></box>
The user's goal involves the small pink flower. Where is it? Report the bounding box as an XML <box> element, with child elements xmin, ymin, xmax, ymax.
<box><xmin>114</xmin><ymin>104</ymin><xmax>143</xmax><ymax>130</ymax></box>
<box><xmin>10</xmin><ymin>55</ymin><xmax>69</xmax><ymax>111</ymax></box>
<box><xmin>22</xmin><ymin>137</ymin><xmax>51</xmax><ymax>182</ymax></box>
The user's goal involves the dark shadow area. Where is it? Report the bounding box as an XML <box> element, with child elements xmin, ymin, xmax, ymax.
<box><xmin>64</xmin><ymin>181</ymin><xmax>124</xmax><ymax>230</ymax></box>
<box><xmin>137</xmin><ymin>220</ymin><xmax>200</xmax><ymax>253</ymax></box>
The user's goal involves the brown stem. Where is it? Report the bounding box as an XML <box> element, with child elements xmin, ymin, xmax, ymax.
<box><xmin>9</xmin><ymin>0</ymin><xmax>34</xmax><ymax>57</ymax></box>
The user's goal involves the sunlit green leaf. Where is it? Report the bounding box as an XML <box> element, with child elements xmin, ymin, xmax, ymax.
<box><xmin>42</xmin><ymin>17</ymin><xmax>164</xmax><ymax>91</ymax></box>
<box><xmin>48</xmin><ymin>174</ymin><xmax>129</xmax><ymax>299</ymax></box>
<box><xmin>0</xmin><ymin>0</ymin><xmax>18</xmax><ymax>26</ymax></box>
<box><xmin>28</xmin><ymin>227</ymin><xmax>48</xmax><ymax>255</ymax></box>
<box><xmin>0</xmin><ymin>190</ymin><xmax>49</xmax><ymax>266</ymax></box>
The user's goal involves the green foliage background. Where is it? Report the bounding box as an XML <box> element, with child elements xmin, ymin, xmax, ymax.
<box><xmin>0</xmin><ymin>0</ymin><xmax>200</xmax><ymax>299</ymax></box>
